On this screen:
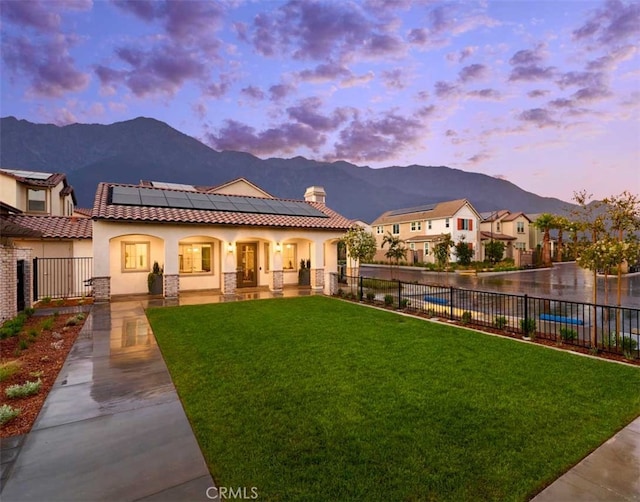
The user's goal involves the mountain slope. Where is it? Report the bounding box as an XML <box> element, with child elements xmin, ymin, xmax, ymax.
<box><xmin>0</xmin><ymin>116</ymin><xmax>573</xmax><ymax>221</ymax></box>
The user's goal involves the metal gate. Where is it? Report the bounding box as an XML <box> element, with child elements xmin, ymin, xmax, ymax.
<box><xmin>33</xmin><ymin>257</ymin><xmax>93</xmax><ymax>301</ymax></box>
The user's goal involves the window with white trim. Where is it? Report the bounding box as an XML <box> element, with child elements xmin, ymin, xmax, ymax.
<box><xmin>517</xmin><ymin>221</ymin><xmax>525</xmax><ymax>234</ymax></box>
<box><xmin>424</xmin><ymin>242</ymin><xmax>429</xmax><ymax>254</ymax></box>
<box><xmin>409</xmin><ymin>242</ymin><xmax>415</xmax><ymax>250</ymax></box>
<box><xmin>392</xmin><ymin>223</ymin><xmax>400</xmax><ymax>235</ymax></box>
<box><xmin>427</xmin><ymin>220</ymin><xmax>432</xmax><ymax>230</ymax></box>
<box><xmin>27</xmin><ymin>189</ymin><xmax>46</xmax><ymax>212</ymax></box>
<box><xmin>264</xmin><ymin>243</ymin><xmax>270</xmax><ymax>272</ymax></box>
<box><xmin>457</xmin><ymin>218</ymin><xmax>473</xmax><ymax>231</ymax></box>
<box><xmin>376</xmin><ymin>226</ymin><xmax>384</xmax><ymax>234</ymax></box>
<box><xmin>179</xmin><ymin>243</ymin><xmax>212</xmax><ymax>274</ymax></box>
<box><xmin>515</xmin><ymin>242</ymin><xmax>526</xmax><ymax>250</ymax></box>
<box><xmin>122</xmin><ymin>242</ymin><xmax>149</xmax><ymax>272</ymax></box>
<box><xmin>445</xmin><ymin>218</ymin><xmax>450</xmax><ymax>228</ymax></box>
<box><xmin>410</xmin><ymin>221</ymin><xmax>422</xmax><ymax>231</ymax></box>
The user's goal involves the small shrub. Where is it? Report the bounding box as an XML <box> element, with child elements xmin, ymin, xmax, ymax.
<box><xmin>560</xmin><ymin>328</ymin><xmax>577</xmax><ymax>342</ymax></box>
<box><xmin>400</xmin><ymin>298</ymin><xmax>410</xmax><ymax>309</ymax></box>
<box><xmin>55</xmin><ymin>298</ymin><xmax>65</xmax><ymax>306</ymax></box>
<box><xmin>461</xmin><ymin>311</ymin><xmax>472</xmax><ymax>324</ymax></box>
<box><xmin>53</xmin><ymin>311</ymin><xmax>60</xmax><ymax>318</ymax></box>
<box><xmin>426</xmin><ymin>308</ymin><xmax>437</xmax><ymax>317</ymax></box>
<box><xmin>29</xmin><ymin>370</ymin><xmax>44</xmax><ymax>378</ymax></box>
<box><xmin>337</xmin><ymin>288</ymin><xmax>345</xmax><ymax>298</ymax></box>
<box><xmin>0</xmin><ymin>404</ymin><xmax>21</xmax><ymax>425</ymax></box>
<box><xmin>23</xmin><ymin>307</ymin><xmax>35</xmax><ymax>317</ymax></box>
<box><xmin>41</xmin><ymin>296</ymin><xmax>52</xmax><ymax>304</ymax></box>
<box><xmin>0</xmin><ymin>361</ymin><xmax>21</xmax><ymax>382</ymax></box>
<box><xmin>40</xmin><ymin>318</ymin><xmax>54</xmax><ymax>331</ymax></box>
<box><xmin>65</xmin><ymin>317</ymin><xmax>78</xmax><ymax>326</ymax></box>
<box><xmin>345</xmin><ymin>292</ymin><xmax>356</xmax><ymax>300</ymax></box>
<box><xmin>604</xmin><ymin>333</ymin><xmax>638</xmax><ymax>354</ymax></box>
<box><xmin>384</xmin><ymin>294</ymin><xmax>394</xmax><ymax>306</ymax></box>
<box><xmin>5</xmin><ymin>379</ymin><xmax>42</xmax><ymax>399</ymax></box>
<box><xmin>29</xmin><ymin>328</ymin><xmax>39</xmax><ymax>339</ymax></box>
<box><xmin>75</xmin><ymin>313</ymin><xmax>86</xmax><ymax>321</ymax></box>
<box><xmin>19</xmin><ymin>338</ymin><xmax>29</xmax><ymax>350</ymax></box>
<box><xmin>366</xmin><ymin>292</ymin><xmax>376</xmax><ymax>302</ymax></box>
<box><xmin>520</xmin><ymin>318</ymin><xmax>536</xmax><ymax>337</ymax></box>
<box><xmin>494</xmin><ymin>316</ymin><xmax>508</xmax><ymax>330</ymax></box>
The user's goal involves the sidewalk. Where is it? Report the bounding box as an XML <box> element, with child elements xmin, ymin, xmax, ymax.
<box><xmin>1</xmin><ymin>300</ymin><xmax>215</xmax><ymax>501</ymax></box>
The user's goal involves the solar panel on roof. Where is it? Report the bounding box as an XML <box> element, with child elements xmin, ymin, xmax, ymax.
<box><xmin>388</xmin><ymin>203</ymin><xmax>437</xmax><ymax>217</ymax></box>
<box><xmin>1</xmin><ymin>168</ymin><xmax>53</xmax><ymax>180</ymax></box>
<box><xmin>108</xmin><ymin>187</ymin><xmax>328</xmax><ymax>218</ymax></box>
<box><xmin>151</xmin><ymin>181</ymin><xmax>196</xmax><ymax>191</ymax></box>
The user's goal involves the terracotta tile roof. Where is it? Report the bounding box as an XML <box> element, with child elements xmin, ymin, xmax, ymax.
<box><xmin>0</xmin><ymin>168</ymin><xmax>77</xmax><ymax>204</ymax></box>
<box><xmin>73</xmin><ymin>207</ymin><xmax>93</xmax><ymax>217</ymax></box>
<box><xmin>3</xmin><ymin>215</ymin><xmax>92</xmax><ymax>239</ymax></box>
<box><xmin>372</xmin><ymin>199</ymin><xmax>471</xmax><ymax>226</ymax></box>
<box><xmin>500</xmin><ymin>211</ymin><xmax>531</xmax><ymax>222</ymax></box>
<box><xmin>405</xmin><ymin>234</ymin><xmax>447</xmax><ymax>242</ymax></box>
<box><xmin>480</xmin><ymin>209</ymin><xmax>510</xmax><ymax>222</ymax></box>
<box><xmin>92</xmin><ymin>182</ymin><xmax>353</xmax><ymax>230</ymax></box>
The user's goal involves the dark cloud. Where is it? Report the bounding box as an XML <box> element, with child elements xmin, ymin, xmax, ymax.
<box><xmin>269</xmin><ymin>83</ymin><xmax>297</xmax><ymax>101</ymax></box>
<box><xmin>509</xmin><ymin>65</ymin><xmax>556</xmax><ymax>82</ymax></box>
<box><xmin>528</xmin><ymin>89</ymin><xmax>549</xmax><ymax>98</ymax></box>
<box><xmin>2</xmin><ymin>34</ymin><xmax>89</xmax><ymax>97</ymax></box>
<box><xmin>572</xmin><ymin>85</ymin><xmax>611</xmax><ymax>102</ymax></box>
<box><xmin>111</xmin><ymin>0</ymin><xmax>158</xmax><ymax>21</ymax></box>
<box><xmin>298</xmin><ymin>62</ymin><xmax>352</xmax><ymax>82</ymax></box>
<box><xmin>434</xmin><ymin>81</ymin><xmax>460</xmax><ymax>98</ymax></box>
<box><xmin>458</xmin><ymin>63</ymin><xmax>487</xmax><ymax>83</ymax></box>
<box><xmin>416</xmin><ymin>105</ymin><xmax>436</xmax><ymax>118</ymax></box>
<box><xmin>509</xmin><ymin>48</ymin><xmax>544</xmax><ymax>66</ymax></box>
<box><xmin>207</xmin><ymin>119</ymin><xmax>325</xmax><ymax>155</ymax></box>
<box><xmin>286</xmin><ymin>97</ymin><xmax>351</xmax><ymax>131</ymax></box>
<box><xmin>446</xmin><ymin>46</ymin><xmax>477</xmax><ymax>63</ymax></box>
<box><xmin>332</xmin><ymin>112</ymin><xmax>423</xmax><ymax>162</ymax></box>
<box><xmin>556</xmin><ymin>71</ymin><xmax>611</xmax><ymax>102</ymax></box>
<box><xmin>467</xmin><ymin>88</ymin><xmax>501</xmax><ymax>100</ymax></box>
<box><xmin>205</xmin><ymin>75</ymin><xmax>233</xmax><ymax>98</ymax></box>
<box><xmin>549</xmin><ymin>98</ymin><xmax>574</xmax><ymax>108</ymax></box>
<box><xmin>518</xmin><ymin>108</ymin><xmax>559</xmax><ymax>128</ymax></box>
<box><xmin>365</xmin><ymin>33</ymin><xmax>404</xmax><ymax>57</ymax></box>
<box><xmin>445</xmin><ymin>129</ymin><xmax>457</xmax><ymax>137</ymax></box>
<box><xmin>467</xmin><ymin>152</ymin><xmax>491</xmax><ymax>164</ymax></box>
<box><xmin>407</xmin><ymin>28</ymin><xmax>428</xmax><ymax>45</ymax></box>
<box><xmin>416</xmin><ymin>90</ymin><xmax>430</xmax><ymax>100</ymax></box>
<box><xmin>381</xmin><ymin>68</ymin><xmax>407</xmax><ymax>89</ymax></box>
<box><xmin>96</xmin><ymin>43</ymin><xmax>207</xmax><ymax>97</ymax></box>
<box><xmin>241</xmin><ymin>86</ymin><xmax>265</xmax><ymax>100</ymax></box>
<box><xmin>0</xmin><ymin>0</ymin><xmax>61</xmax><ymax>32</ymax></box>
<box><xmin>573</xmin><ymin>0</ymin><xmax>640</xmax><ymax>45</ymax></box>
<box><xmin>587</xmin><ymin>45</ymin><xmax>637</xmax><ymax>70</ymax></box>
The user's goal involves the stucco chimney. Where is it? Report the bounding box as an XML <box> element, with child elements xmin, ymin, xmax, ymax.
<box><xmin>304</xmin><ymin>186</ymin><xmax>326</xmax><ymax>204</ymax></box>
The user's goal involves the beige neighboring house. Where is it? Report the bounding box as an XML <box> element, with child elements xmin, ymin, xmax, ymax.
<box><xmin>91</xmin><ymin>178</ymin><xmax>353</xmax><ymax>301</ymax></box>
<box><xmin>371</xmin><ymin>199</ymin><xmax>482</xmax><ymax>264</ymax></box>
<box><xmin>479</xmin><ymin>210</ymin><xmax>533</xmax><ymax>264</ymax></box>
<box><xmin>1</xmin><ymin>168</ymin><xmax>93</xmax><ymax>320</ymax></box>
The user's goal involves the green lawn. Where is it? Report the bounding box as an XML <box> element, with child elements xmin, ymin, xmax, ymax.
<box><xmin>147</xmin><ymin>296</ymin><xmax>640</xmax><ymax>502</ymax></box>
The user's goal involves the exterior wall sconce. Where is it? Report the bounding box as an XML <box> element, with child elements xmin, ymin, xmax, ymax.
<box><xmin>227</xmin><ymin>242</ymin><xmax>234</xmax><ymax>253</ymax></box>
<box><xmin>275</xmin><ymin>242</ymin><xmax>281</xmax><ymax>252</ymax></box>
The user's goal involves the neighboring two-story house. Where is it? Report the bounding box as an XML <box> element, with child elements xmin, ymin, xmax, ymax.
<box><xmin>371</xmin><ymin>199</ymin><xmax>481</xmax><ymax>264</ymax></box>
<box><xmin>480</xmin><ymin>210</ymin><xmax>533</xmax><ymax>264</ymax></box>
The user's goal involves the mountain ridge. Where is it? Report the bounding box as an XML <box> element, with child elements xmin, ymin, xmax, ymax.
<box><xmin>0</xmin><ymin>116</ymin><xmax>574</xmax><ymax>221</ymax></box>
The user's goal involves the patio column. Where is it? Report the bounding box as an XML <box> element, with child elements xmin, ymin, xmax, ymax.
<box><xmin>164</xmin><ymin>236</ymin><xmax>179</xmax><ymax>298</ymax></box>
<box><xmin>323</xmin><ymin>240</ymin><xmax>339</xmax><ymax>295</ymax></box>
<box><xmin>272</xmin><ymin>240</ymin><xmax>283</xmax><ymax>293</ymax></box>
<box><xmin>222</xmin><ymin>240</ymin><xmax>236</xmax><ymax>295</ymax></box>
<box><xmin>310</xmin><ymin>239</ymin><xmax>324</xmax><ymax>292</ymax></box>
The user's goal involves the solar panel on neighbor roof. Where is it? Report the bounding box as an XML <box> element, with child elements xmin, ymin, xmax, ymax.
<box><xmin>151</xmin><ymin>181</ymin><xmax>196</xmax><ymax>191</ymax></box>
<box><xmin>109</xmin><ymin>187</ymin><xmax>328</xmax><ymax>218</ymax></box>
<box><xmin>1</xmin><ymin>168</ymin><xmax>53</xmax><ymax>180</ymax></box>
<box><xmin>388</xmin><ymin>203</ymin><xmax>437</xmax><ymax>217</ymax></box>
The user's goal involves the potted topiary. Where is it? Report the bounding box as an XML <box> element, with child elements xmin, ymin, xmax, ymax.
<box><xmin>148</xmin><ymin>261</ymin><xmax>163</xmax><ymax>295</ymax></box>
<box><xmin>298</xmin><ymin>259</ymin><xmax>311</xmax><ymax>286</ymax></box>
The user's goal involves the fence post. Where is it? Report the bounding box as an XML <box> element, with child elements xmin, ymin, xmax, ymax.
<box><xmin>32</xmin><ymin>257</ymin><xmax>38</xmax><ymax>301</ymax></box>
<box><xmin>524</xmin><ymin>294</ymin><xmax>529</xmax><ymax>335</ymax></box>
<box><xmin>398</xmin><ymin>280</ymin><xmax>402</xmax><ymax>309</ymax></box>
<box><xmin>359</xmin><ymin>276</ymin><xmax>363</xmax><ymax>301</ymax></box>
<box><xmin>449</xmin><ymin>286</ymin><xmax>454</xmax><ymax>320</ymax></box>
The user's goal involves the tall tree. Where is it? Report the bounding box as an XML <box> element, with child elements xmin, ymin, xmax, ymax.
<box><xmin>342</xmin><ymin>226</ymin><xmax>377</xmax><ymax>278</ymax></box>
<box><xmin>553</xmin><ymin>215</ymin><xmax>570</xmax><ymax>262</ymax></box>
<box><xmin>454</xmin><ymin>236</ymin><xmax>473</xmax><ymax>266</ymax></box>
<box><xmin>534</xmin><ymin>213</ymin><xmax>555</xmax><ymax>266</ymax></box>
<box><xmin>381</xmin><ymin>232</ymin><xmax>407</xmax><ymax>278</ymax></box>
<box><xmin>433</xmin><ymin>233</ymin><xmax>455</xmax><ymax>271</ymax></box>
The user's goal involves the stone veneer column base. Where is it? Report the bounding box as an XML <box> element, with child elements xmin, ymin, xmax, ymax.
<box><xmin>328</xmin><ymin>272</ymin><xmax>338</xmax><ymax>296</ymax></box>
<box><xmin>93</xmin><ymin>276</ymin><xmax>111</xmax><ymax>302</ymax></box>
<box><xmin>311</xmin><ymin>268</ymin><xmax>324</xmax><ymax>291</ymax></box>
<box><xmin>223</xmin><ymin>272</ymin><xmax>237</xmax><ymax>296</ymax></box>
<box><xmin>1</xmin><ymin>245</ymin><xmax>17</xmax><ymax>322</ymax></box>
<box><xmin>164</xmin><ymin>274</ymin><xmax>179</xmax><ymax>298</ymax></box>
<box><xmin>272</xmin><ymin>270</ymin><xmax>283</xmax><ymax>292</ymax></box>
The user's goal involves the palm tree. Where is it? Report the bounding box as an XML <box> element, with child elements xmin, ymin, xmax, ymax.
<box><xmin>534</xmin><ymin>213</ymin><xmax>555</xmax><ymax>267</ymax></box>
<box><xmin>553</xmin><ymin>215</ymin><xmax>570</xmax><ymax>262</ymax></box>
<box><xmin>381</xmin><ymin>232</ymin><xmax>406</xmax><ymax>278</ymax></box>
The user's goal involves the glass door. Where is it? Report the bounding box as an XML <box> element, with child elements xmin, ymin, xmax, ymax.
<box><xmin>237</xmin><ymin>243</ymin><xmax>258</xmax><ymax>288</ymax></box>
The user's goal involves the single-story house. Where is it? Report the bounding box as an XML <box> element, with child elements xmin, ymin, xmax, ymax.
<box><xmin>91</xmin><ymin>178</ymin><xmax>353</xmax><ymax>300</ymax></box>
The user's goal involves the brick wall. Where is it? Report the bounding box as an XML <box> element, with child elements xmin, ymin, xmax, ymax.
<box><xmin>93</xmin><ymin>276</ymin><xmax>111</xmax><ymax>302</ymax></box>
<box><xmin>164</xmin><ymin>274</ymin><xmax>179</xmax><ymax>298</ymax></box>
<box><xmin>1</xmin><ymin>244</ymin><xmax>17</xmax><ymax>322</ymax></box>
<box><xmin>16</xmin><ymin>248</ymin><xmax>32</xmax><ymax>309</ymax></box>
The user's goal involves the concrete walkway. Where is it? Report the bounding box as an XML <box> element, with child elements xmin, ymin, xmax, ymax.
<box><xmin>1</xmin><ymin>300</ymin><xmax>215</xmax><ymax>501</ymax></box>
<box><xmin>2</xmin><ymin>290</ymin><xmax>639</xmax><ymax>501</ymax></box>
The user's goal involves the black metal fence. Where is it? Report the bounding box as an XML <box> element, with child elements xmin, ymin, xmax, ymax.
<box><xmin>33</xmin><ymin>257</ymin><xmax>93</xmax><ymax>301</ymax></box>
<box><xmin>334</xmin><ymin>274</ymin><xmax>640</xmax><ymax>359</ymax></box>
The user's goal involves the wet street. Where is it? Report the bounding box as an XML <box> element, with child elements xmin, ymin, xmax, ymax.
<box><xmin>361</xmin><ymin>262</ymin><xmax>640</xmax><ymax>308</ymax></box>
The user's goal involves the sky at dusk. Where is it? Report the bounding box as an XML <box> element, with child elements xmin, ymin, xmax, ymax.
<box><xmin>1</xmin><ymin>0</ymin><xmax>639</xmax><ymax>203</ymax></box>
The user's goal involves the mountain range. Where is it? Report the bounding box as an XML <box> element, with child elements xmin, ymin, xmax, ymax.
<box><xmin>0</xmin><ymin>116</ymin><xmax>574</xmax><ymax>222</ymax></box>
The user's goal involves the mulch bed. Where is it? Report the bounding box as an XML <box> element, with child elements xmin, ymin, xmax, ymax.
<box><xmin>34</xmin><ymin>297</ymin><xmax>94</xmax><ymax>309</ymax></box>
<box><xmin>1</xmin><ymin>312</ymin><xmax>87</xmax><ymax>438</ymax></box>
